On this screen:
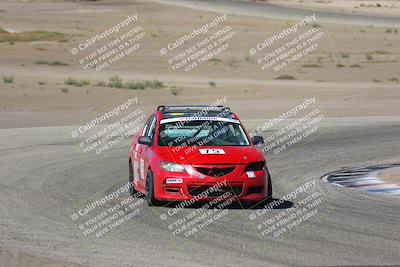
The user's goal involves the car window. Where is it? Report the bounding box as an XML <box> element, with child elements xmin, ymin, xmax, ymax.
<box><xmin>142</xmin><ymin>115</ymin><xmax>154</xmax><ymax>136</ymax></box>
<box><xmin>147</xmin><ymin>116</ymin><xmax>157</xmax><ymax>140</ymax></box>
<box><xmin>158</xmin><ymin>120</ymin><xmax>250</xmax><ymax>147</ymax></box>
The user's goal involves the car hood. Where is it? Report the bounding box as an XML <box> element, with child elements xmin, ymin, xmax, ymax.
<box><xmin>155</xmin><ymin>146</ymin><xmax>263</xmax><ymax>165</ymax></box>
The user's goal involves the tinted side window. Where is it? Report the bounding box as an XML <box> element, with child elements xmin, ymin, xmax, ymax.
<box><xmin>147</xmin><ymin>116</ymin><xmax>157</xmax><ymax>140</ymax></box>
<box><xmin>142</xmin><ymin>115</ymin><xmax>154</xmax><ymax>136</ymax></box>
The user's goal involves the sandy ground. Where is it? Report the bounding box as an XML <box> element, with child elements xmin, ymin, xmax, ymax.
<box><xmin>378</xmin><ymin>166</ymin><xmax>400</xmax><ymax>185</ymax></box>
<box><xmin>267</xmin><ymin>0</ymin><xmax>400</xmax><ymax>16</ymax></box>
<box><xmin>0</xmin><ymin>0</ymin><xmax>399</xmax><ymax>129</ymax></box>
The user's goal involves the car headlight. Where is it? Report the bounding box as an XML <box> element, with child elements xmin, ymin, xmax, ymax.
<box><xmin>244</xmin><ymin>161</ymin><xmax>265</xmax><ymax>172</ymax></box>
<box><xmin>159</xmin><ymin>161</ymin><xmax>186</xmax><ymax>173</ymax></box>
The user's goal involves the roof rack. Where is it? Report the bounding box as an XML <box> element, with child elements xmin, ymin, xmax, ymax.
<box><xmin>157</xmin><ymin>105</ymin><xmax>231</xmax><ymax>113</ymax></box>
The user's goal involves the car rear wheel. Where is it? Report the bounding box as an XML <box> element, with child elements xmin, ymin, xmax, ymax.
<box><xmin>129</xmin><ymin>160</ymin><xmax>138</xmax><ymax>197</ymax></box>
<box><xmin>145</xmin><ymin>169</ymin><xmax>161</xmax><ymax>206</ymax></box>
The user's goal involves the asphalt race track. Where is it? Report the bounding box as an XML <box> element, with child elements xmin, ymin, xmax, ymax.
<box><xmin>153</xmin><ymin>0</ymin><xmax>400</xmax><ymax>27</ymax></box>
<box><xmin>0</xmin><ymin>118</ymin><xmax>399</xmax><ymax>266</ymax></box>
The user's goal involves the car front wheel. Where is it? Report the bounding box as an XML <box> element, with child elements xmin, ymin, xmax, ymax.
<box><xmin>266</xmin><ymin>171</ymin><xmax>273</xmax><ymax>201</ymax></box>
<box><xmin>145</xmin><ymin>169</ymin><xmax>161</xmax><ymax>206</ymax></box>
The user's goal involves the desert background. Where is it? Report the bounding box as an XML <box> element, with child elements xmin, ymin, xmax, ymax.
<box><xmin>0</xmin><ymin>0</ymin><xmax>399</xmax><ymax>129</ymax></box>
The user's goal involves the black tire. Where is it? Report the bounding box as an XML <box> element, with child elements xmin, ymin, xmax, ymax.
<box><xmin>145</xmin><ymin>169</ymin><xmax>161</xmax><ymax>206</ymax></box>
<box><xmin>266</xmin><ymin>171</ymin><xmax>273</xmax><ymax>201</ymax></box>
<box><xmin>129</xmin><ymin>160</ymin><xmax>138</xmax><ymax>197</ymax></box>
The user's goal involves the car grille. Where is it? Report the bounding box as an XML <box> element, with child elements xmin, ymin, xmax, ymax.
<box><xmin>188</xmin><ymin>183</ymin><xmax>243</xmax><ymax>197</ymax></box>
<box><xmin>247</xmin><ymin>186</ymin><xmax>264</xmax><ymax>195</ymax></box>
<box><xmin>195</xmin><ymin>166</ymin><xmax>235</xmax><ymax>177</ymax></box>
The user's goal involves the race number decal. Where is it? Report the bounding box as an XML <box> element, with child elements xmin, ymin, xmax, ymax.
<box><xmin>140</xmin><ymin>159</ymin><xmax>145</xmax><ymax>180</ymax></box>
<box><xmin>133</xmin><ymin>160</ymin><xmax>139</xmax><ymax>182</ymax></box>
<box><xmin>199</xmin><ymin>148</ymin><xmax>226</xmax><ymax>155</ymax></box>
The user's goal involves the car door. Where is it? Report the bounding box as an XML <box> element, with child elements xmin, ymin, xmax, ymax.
<box><xmin>137</xmin><ymin>115</ymin><xmax>156</xmax><ymax>188</ymax></box>
<box><xmin>132</xmin><ymin>116</ymin><xmax>152</xmax><ymax>187</ymax></box>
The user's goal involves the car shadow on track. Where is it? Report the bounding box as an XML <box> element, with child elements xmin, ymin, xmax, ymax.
<box><xmin>158</xmin><ymin>198</ymin><xmax>294</xmax><ymax>210</ymax></box>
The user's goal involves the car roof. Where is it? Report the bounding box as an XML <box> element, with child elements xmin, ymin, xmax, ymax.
<box><xmin>156</xmin><ymin>105</ymin><xmax>237</xmax><ymax>120</ymax></box>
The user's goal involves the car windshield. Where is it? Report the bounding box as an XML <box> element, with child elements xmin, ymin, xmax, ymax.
<box><xmin>158</xmin><ymin>119</ymin><xmax>250</xmax><ymax>147</ymax></box>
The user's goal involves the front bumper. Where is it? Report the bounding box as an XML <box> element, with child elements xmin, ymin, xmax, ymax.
<box><xmin>153</xmin><ymin>164</ymin><xmax>270</xmax><ymax>202</ymax></box>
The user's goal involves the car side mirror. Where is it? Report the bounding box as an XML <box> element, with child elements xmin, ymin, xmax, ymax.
<box><xmin>138</xmin><ymin>136</ymin><xmax>152</xmax><ymax>146</ymax></box>
<box><xmin>251</xmin><ymin>136</ymin><xmax>264</xmax><ymax>145</ymax></box>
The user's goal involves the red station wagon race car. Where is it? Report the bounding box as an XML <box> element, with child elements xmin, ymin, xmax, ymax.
<box><xmin>128</xmin><ymin>105</ymin><xmax>272</xmax><ymax>206</ymax></box>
